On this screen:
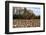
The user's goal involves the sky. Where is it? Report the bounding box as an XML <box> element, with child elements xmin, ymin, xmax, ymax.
<box><xmin>26</xmin><ymin>7</ymin><xmax>40</xmax><ymax>16</ymax></box>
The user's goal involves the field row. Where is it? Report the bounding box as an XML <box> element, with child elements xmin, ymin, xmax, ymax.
<box><xmin>13</xmin><ymin>19</ymin><xmax>40</xmax><ymax>28</ymax></box>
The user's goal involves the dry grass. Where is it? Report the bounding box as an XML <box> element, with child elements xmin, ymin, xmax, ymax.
<box><xmin>13</xmin><ymin>19</ymin><xmax>40</xmax><ymax>28</ymax></box>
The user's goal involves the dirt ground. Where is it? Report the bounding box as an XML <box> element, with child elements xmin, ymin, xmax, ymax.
<box><xmin>13</xmin><ymin>19</ymin><xmax>40</xmax><ymax>28</ymax></box>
